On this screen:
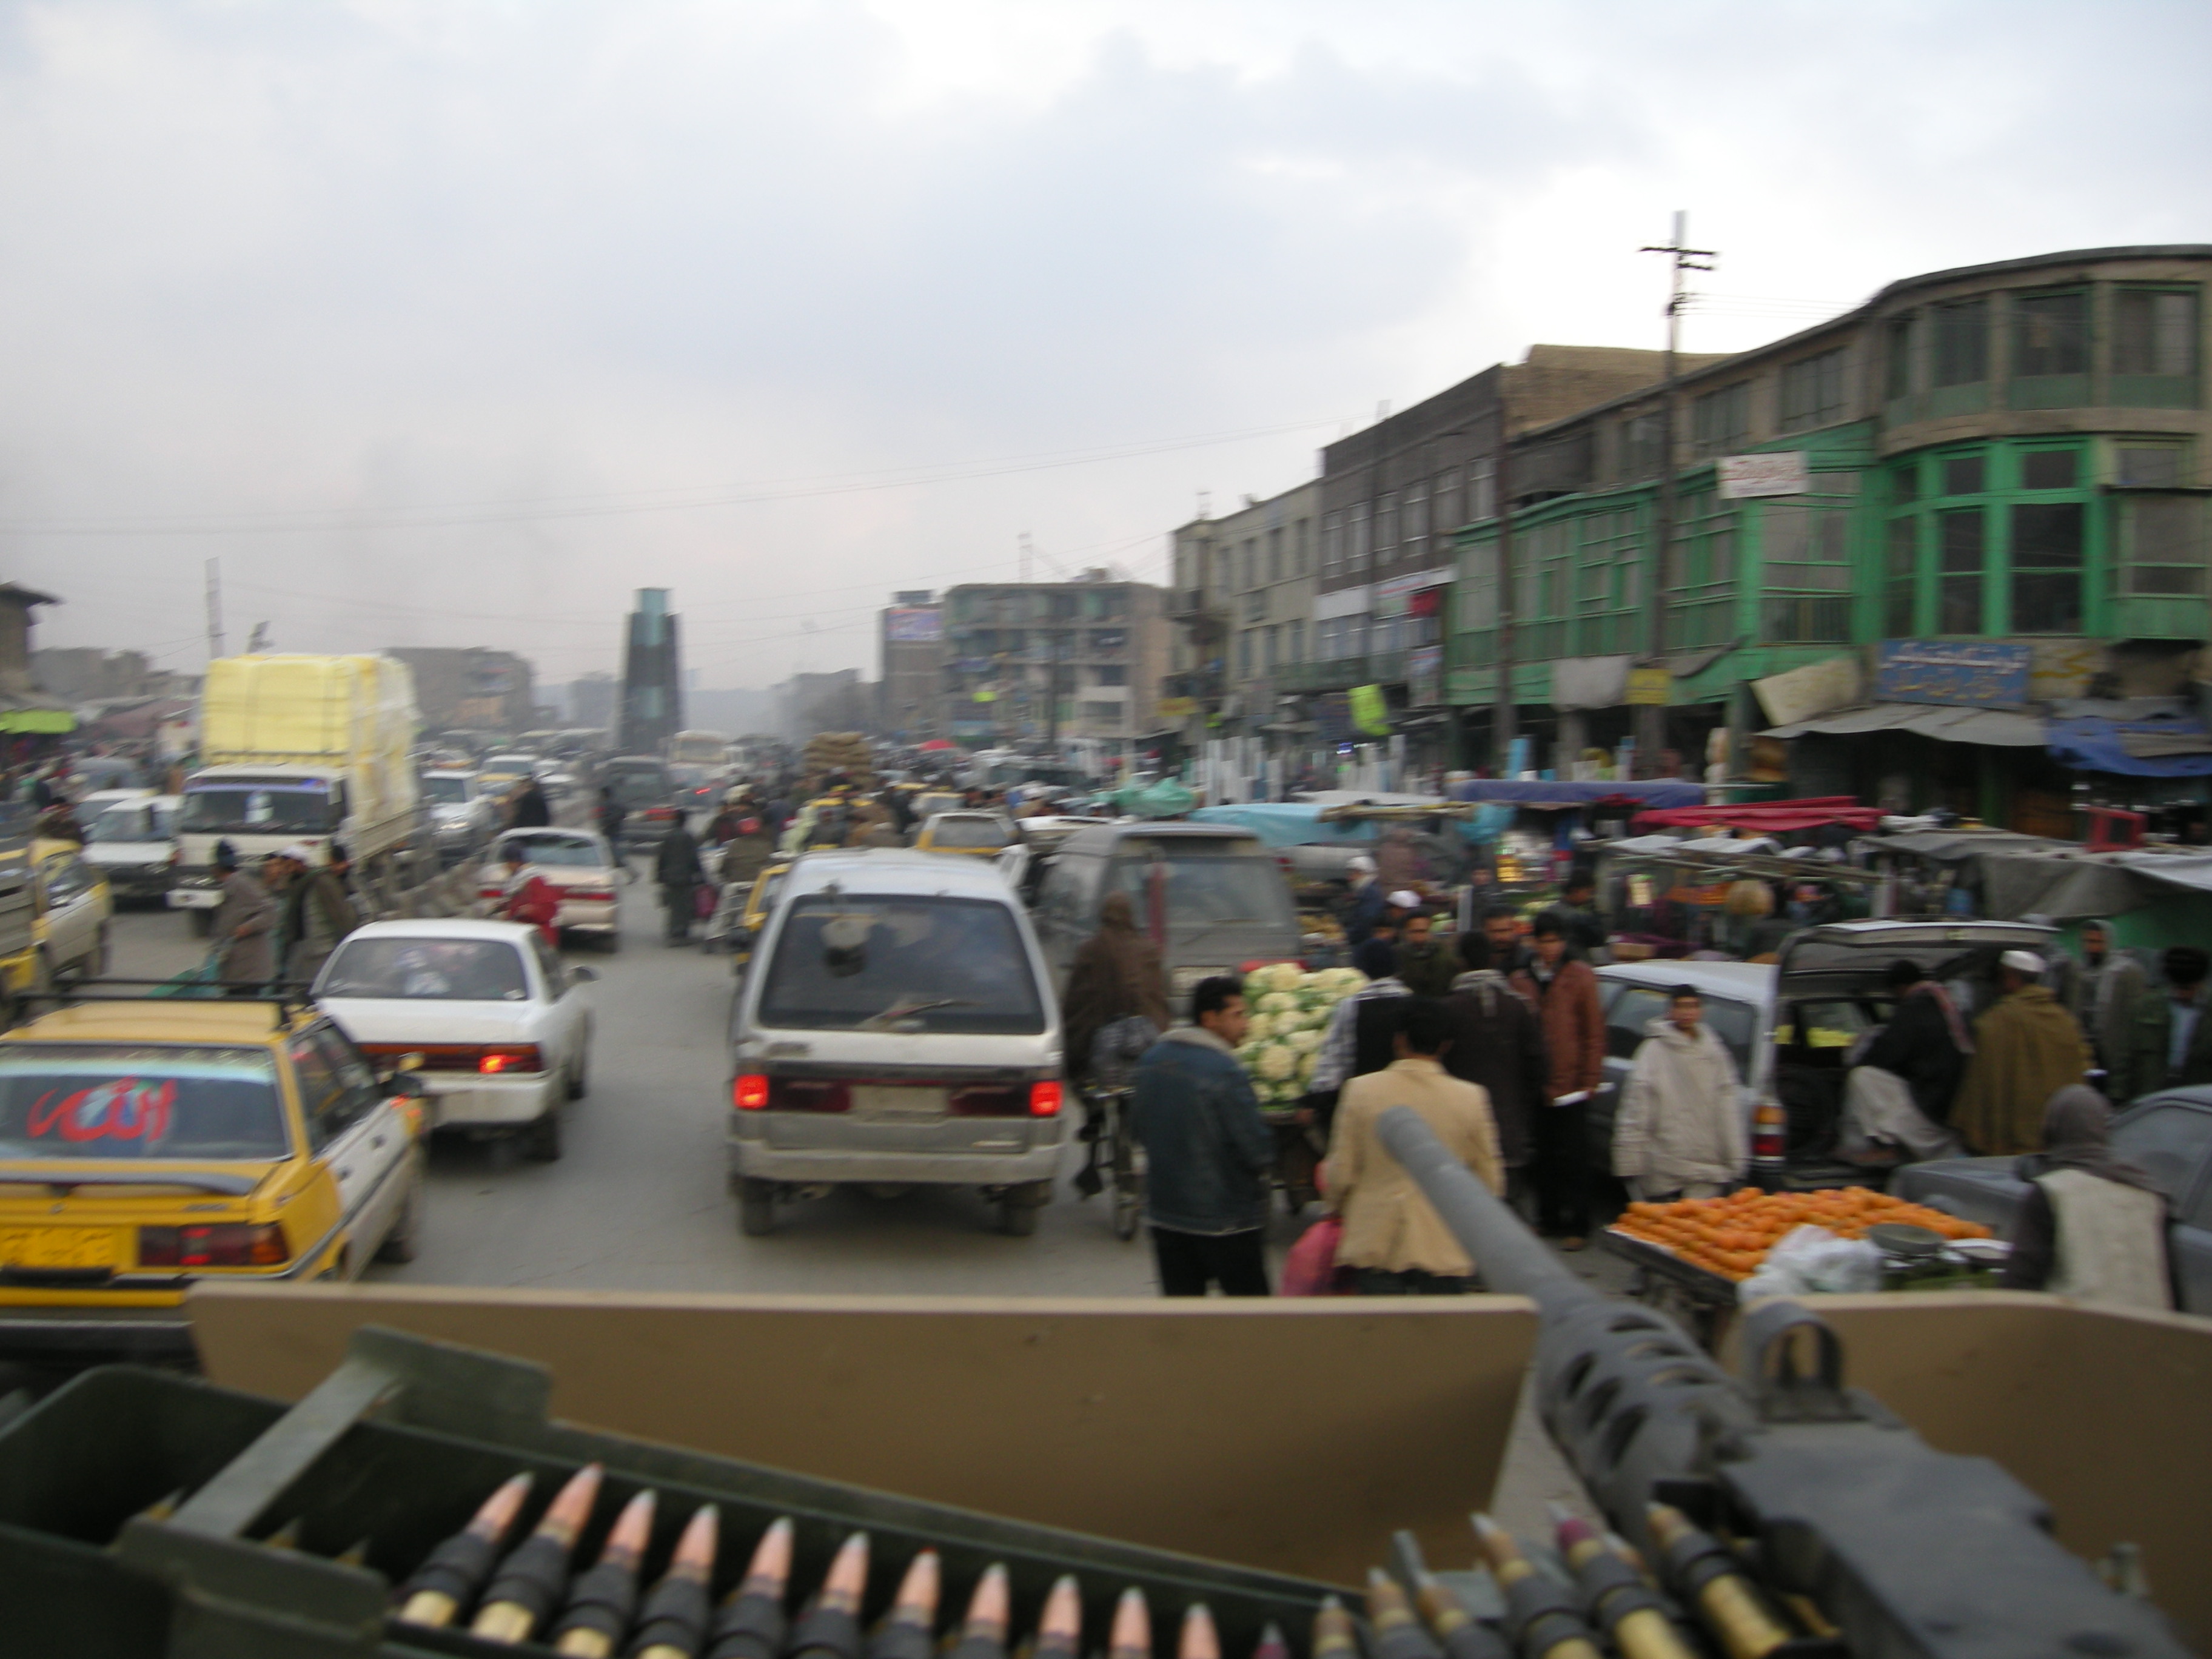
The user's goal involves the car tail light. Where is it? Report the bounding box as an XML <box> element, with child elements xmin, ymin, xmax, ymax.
<box><xmin>479</xmin><ymin>885</ymin><xmax>506</xmax><ymax>901</ymax></box>
<box><xmin>1028</xmin><ymin>1081</ymin><xmax>1062</xmax><ymax>1118</ymax></box>
<box><xmin>572</xmin><ymin>889</ymin><xmax>615</xmax><ymax>902</ymax></box>
<box><xmin>478</xmin><ymin>1046</ymin><xmax>543</xmax><ymax>1074</ymax></box>
<box><xmin>1751</xmin><ymin>1098</ymin><xmax>1788</xmax><ymax>1163</ymax></box>
<box><xmin>645</xmin><ymin>805</ymin><xmax>677</xmax><ymax>821</ymax></box>
<box><xmin>733</xmin><ymin>1073</ymin><xmax>769</xmax><ymax>1110</ymax></box>
<box><xmin>139</xmin><ymin>1223</ymin><xmax>289</xmax><ymax>1269</ymax></box>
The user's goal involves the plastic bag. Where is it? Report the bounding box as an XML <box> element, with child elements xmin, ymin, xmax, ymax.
<box><xmin>1738</xmin><ymin>1222</ymin><xmax>1883</xmax><ymax>1304</ymax></box>
<box><xmin>1281</xmin><ymin>1215</ymin><xmax>1350</xmax><ymax>1296</ymax></box>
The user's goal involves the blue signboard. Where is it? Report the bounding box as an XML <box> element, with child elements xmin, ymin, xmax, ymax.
<box><xmin>1874</xmin><ymin>640</ymin><xmax>2032</xmax><ymax>709</ymax></box>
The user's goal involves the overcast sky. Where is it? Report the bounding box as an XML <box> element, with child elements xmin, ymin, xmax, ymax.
<box><xmin>7</xmin><ymin>0</ymin><xmax>2208</xmax><ymax>691</ymax></box>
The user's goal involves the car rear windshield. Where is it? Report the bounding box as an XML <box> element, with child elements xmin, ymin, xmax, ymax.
<box><xmin>421</xmin><ymin>776</ymin><xmax>473</xmax><ymax>805</ymax></box>
<box><xmin>1105</xmin><ymin>844</ymin><xmax>1297</xmax><ymax>929</ymax></box>
<box><xmin>931</xmin><ymin>817</ymin><xmax>1010</xmax><ymax>849</ymax></box>
<box><xmin>0</xmin><ymin>1045</ymin><xmax>290</xmax><ymax>1161</ymax></box>
<box><xmin>760</xmin><ymin>894</ymin><xmax>1045</xmax><ymax>1033</ymax></box>
<box><xmin>178</xmin><ymin>783</ymin><xmax>337</xmax><ymax>834</ymax></box>
<box><xmin>605</xmin><ymin>768</ymin><xmax>670</xmax><ymax>805</ymax></box>
<box><xmin>320</xmin><ymin>938</ymin><xmax>530</xmax><ymax>1001</ymax></box>
<box><xmin>89</xmin><ymin>802</ymin><xmax>174</xmax><ymax>843</ymax></box>
<box><xmin>498</xmin><ymin>834</ymin><xmax>603</xmax><ymax>868</ymax></box>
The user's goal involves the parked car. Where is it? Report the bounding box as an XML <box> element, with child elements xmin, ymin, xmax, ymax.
<box><xmin>1031</xmin><ymin>822</ymin><xmax>1302</xmax><ymax>1005</ymax></box>
<box><xmin>81</xmin><ymin>794</ymin><xmax>181</xmax><ymax>906</ymax></box>
<box><xmin>1897</xmin><ymin>1087</ymin><xmax>2212</xmax><ymax>1313</ymax></box>
<box><xmin>1587</xmin><ymin>919</ymin><xmax>2058</xmax><ymax>1188</ymax></box>
<box><xmin>0</xmin><ymin>990</ymin><xmax>426</xmax><ymax>1362</ymax></box>
<box><xmin>314</xmin><ymin>919</ymin><xmax>595</xmax><ymax>1162</ymax></box>
<box><xmin>477</xmin><ymin>828</ymin><xmax>623</xmax><ymax>948</ymax></box>
<box><xmin>32</xmin><ymin>840</ymin><xmax>113</xmax><ymax>986</ymax></box>
<box><xmin>726</xmin><ymin>849</ymin><xmax>1065</xmax><ymax>1236</ymax></box>
<box><xmin>421</xmin><ymin>769</ymin><xmax>499</xmax><ymax>864</ymax></box>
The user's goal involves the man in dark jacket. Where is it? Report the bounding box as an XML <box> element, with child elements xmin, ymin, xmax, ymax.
<box><xmin>1857</xmin><ymin>959</ymin><xmax>1972</xmax><ymax>1126</ymax></box>
<box><xmin>2119</xmin><ymin>946</ymin><xmax>2212</xmax><ymax>1103</ymax></box>
<box><xmin>1129</xmin><ymin>976</ymin><xmax>1275</xmax><ymax>1296</ymax></box>
<box><xmin>655</xmin><ymin>819</ymin><xmax>705</xmax><ymax>945</ymax></box>
<box><xmin>508</xmin><ymin>777</ymin><xmax>552</xmax><ymax>828</ymax></box>
<box><xmin>1439</xmin><ymin>929</ymin><xmax>1549</xmax><ymax>1204</ymax></box>
<box><xmin>1395</xmin><ymin>909</ymin><xmax>1456</xmax><ymax>997</ymax></box>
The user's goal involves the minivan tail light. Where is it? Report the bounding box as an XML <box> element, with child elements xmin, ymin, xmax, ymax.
<box><xmin>1751</xmin><ymin>1098</ymin><xmax>1788</xmax><ymax>1162</ymax></box>
<box><xmin>734</xmin><ymin>1073</ymin><xmax>770</xmax><ymax>1110</ymax></box>
<box><xmin>1028</xmin><ymin>1081</ymin><xmax>1063</xmax><ymax>1118</ymax></box>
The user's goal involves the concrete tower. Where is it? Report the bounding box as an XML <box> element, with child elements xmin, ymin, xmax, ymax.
<box><xmin>617</xmin><ymin>588</ymin><xmax>683</xmax><ymax>755</ymax></box>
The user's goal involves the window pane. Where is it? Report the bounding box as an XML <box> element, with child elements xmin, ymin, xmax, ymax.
<box><xmin>1885</xmin><ymin>517</ymin><xmax>1919</xmax><ymax>636</ymax></box>
<box><xmin>2011</xmin><ymin>503</ymin><xmax>2085</xmax><ymax>633</ymax></box>
<box><xmin>2013</xmin><ymin>502</ymin><xmax>2084</xmax><ymax>568</ymax></box>
<box><xmin>1938</xmin><ymin>509</ymin><xmax>1984</xmax><ymax>633</ymax></box>
<box><xmin>1891</xmin><ymin>463</ymin><xmax>1919</xmax><ymax>505</ymax></box>
<box><xmin>2021</xmin><ymin>450</ymin><xmax>2077</xmax><ymax>489</ymax></box>
<box><xmin>1932</xmin><ymin>298</ymin><xmax>1988</xmax><ymax>387</ymax></box>
<box><xmin>2117</xmin><ymin>446</ymin><xmax>2184</xmax><ymax>488</ymax></box>
<box><xmin>2014</xmin><ymin>290</ymin><xmax>2089</xmax><ymax>378</ymax></box>
<box><xmin>2114</xmin><ymin>290</ymin><xmax>2198</xmax><ymax>378</ymax></box>
<box><xmin>1942</xmin><ymin>454</ymin><xmax>1984</xmax><ymax>495</ymax></box>
<box><xmin>1885</xmin><ymin>315</ymin><xmax>1914</xmax><ymax>399</ymax></box>
<box><xmin>2127</xmin><ymin>497</ymin><xmax>2207</xmax><ymax>595</ymax></box>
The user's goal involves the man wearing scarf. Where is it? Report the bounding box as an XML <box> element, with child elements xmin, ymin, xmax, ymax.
<box><xmin>1840</xmin><ymin>959</ymin><xmax>1974</xmax><ymax>1163</ymax></box>
<box><xmin>1953</xmin><ymin>951</ymin><xmax>2093</xmax><ymax>1158</ymax></box>
<box><xmin>1999</xmin><ymin>1085</ymin><xmax>2172</xmax><ymax>1310</ymax></box>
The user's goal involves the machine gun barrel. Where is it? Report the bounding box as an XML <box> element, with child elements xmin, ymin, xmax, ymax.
<box><xmin>1373</xmin><ymin>1105</ymin><xmax>2191</xmax><ymax>1659</ymax></box>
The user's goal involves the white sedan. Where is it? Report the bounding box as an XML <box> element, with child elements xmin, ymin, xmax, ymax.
<box><xmin>312</xmin><ymin>919</ymin><xmax>595</xmax><ymax>1162</ymax></box>
<box><xmin>477</xmin><ymin>828</ymin><xmax>623</xmax><ymax>948</ymax></box>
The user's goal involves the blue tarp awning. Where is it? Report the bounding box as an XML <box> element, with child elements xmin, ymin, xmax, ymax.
<box><xmin>2046</xmin><ymin>712</ymin><xmax>2212</xmax><ymax>778</ymax></box>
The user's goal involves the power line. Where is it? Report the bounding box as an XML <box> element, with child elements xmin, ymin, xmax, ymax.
<box><xmin>0</xmin><ymin>417</ymin><xmax>1335</xmax><ymax>538</ymax></box>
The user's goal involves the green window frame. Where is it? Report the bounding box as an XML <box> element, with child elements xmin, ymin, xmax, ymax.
<box><xmin>1885</xmin><ymin>515</ymin><xmax>1921</xmax><ymax>637</ymax></box>
<box><xmin>2010</xmin><ymin>501</ymin><xmax>2086</xmax><ymax>634</ymax></box>
<box><xmin>2114</xmin><ymin>494</ymin><xmax>2208</xmax><ymax>598</ymax></box>
<box><xmin>1760</xmin><ymin>501</ymin><xmax>1852</xmax><ymax>643</ymax></box>
<box><xmin>2011</xmin><ymin>287</ymin><xmax>2091</xmax><ymax>409</ymax></box>
<box><xmin>2112</xmin><ymin>286</ymin><xmax>2200</xmax><ymax>408</ymax></box>
<box><xmin>1928</xmin><ymin>297</ymin><xmax>1990</xmax><ymax>417</ymax></box>
<box><xmin>1937</xmin><ymin>508</ymin><xmax>1986</xmax><ymax>634</ymax></box>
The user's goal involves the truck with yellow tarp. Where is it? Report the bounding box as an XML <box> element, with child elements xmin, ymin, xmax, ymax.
<box><xmin>168</xmin><ymin>655</ymin><xmax>422</xmax><ymax>931</ymax></box>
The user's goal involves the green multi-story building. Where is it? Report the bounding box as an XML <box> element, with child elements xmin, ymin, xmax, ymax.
<box><xmin>1447</xmin><ymin>245</ymin><xmax>2211</xmax><ymax>832</ymax></box>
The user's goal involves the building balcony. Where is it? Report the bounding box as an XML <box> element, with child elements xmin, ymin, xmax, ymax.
<box><xmin>1277</xmin><ymin>652</ymin><xmax>1407</xmax><ymax>693</ymax></box>
<box><xmin>1168</xmin><ymin>589</ymin><xmax>1228</xmax><ymax>627</ymax></box>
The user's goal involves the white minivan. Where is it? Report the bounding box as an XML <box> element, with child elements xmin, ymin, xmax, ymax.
<box><xmin>726</xmin><ymin>848</ymin><xmax>1066</xmax><ymax>1237</ymax></box>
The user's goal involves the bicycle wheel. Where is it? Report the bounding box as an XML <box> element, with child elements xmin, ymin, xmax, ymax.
<box><xmin>1108</xmin><ymin>1097</ymin><xmax>1142</xmax><ymax>1242</ymax></box>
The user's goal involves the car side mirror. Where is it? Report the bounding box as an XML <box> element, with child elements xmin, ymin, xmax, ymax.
<box><xmin>568</xmin><ymin>965</ymin><xmax>599</xmax><ymax>985</ymax></box>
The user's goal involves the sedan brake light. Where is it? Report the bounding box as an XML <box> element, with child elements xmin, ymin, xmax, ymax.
<box><xmin>478</xmin><ymin>1046</ymin><xmax>543</xmax><ymax>1074</ymax></box>
<box><xmin>139</xmin><ymin>1223</ymin><xmax>289</xmax><ymax>1269</ymax></box>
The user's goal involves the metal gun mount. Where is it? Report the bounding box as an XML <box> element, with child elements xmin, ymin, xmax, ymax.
<box><xmin>1375</xmin><ymin>1105</ymin><xmax>2192</xmax><ymax>1659</ymax></box>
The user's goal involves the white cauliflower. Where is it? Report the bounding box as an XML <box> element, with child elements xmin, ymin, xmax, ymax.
<box><xmin>1258</xmin><ymin>990</ymin><xmax>1298</xmax><ymax>1014</ymax></box>
<box><xmin>1254</xmin><ymin>1043</ymin><xmax>1301</xmax><ymax>1082</ymax></box>
<box><xmin>1259</xmin><ymin>961</ymin><xmax>1306</xmax><ymax>993</ymax></box>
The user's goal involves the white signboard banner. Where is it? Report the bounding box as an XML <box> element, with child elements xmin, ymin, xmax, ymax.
<box><xmin>1717</xmin><ymin>452</ymin><xmax>1810</xmax><ymax>499</ymax></box>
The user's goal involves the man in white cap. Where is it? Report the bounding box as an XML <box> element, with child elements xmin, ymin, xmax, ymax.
<box><xmin>1952</xmin><ymin>948</ymin><xmax>2092</xmax><ymax>1158</ymax></box>
<box><xmin>1340</xmin><ymin>853</ymin><xmax>1388</xmax><ymax>948</ymax></box>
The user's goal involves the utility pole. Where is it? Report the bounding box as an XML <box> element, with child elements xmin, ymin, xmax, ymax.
<box><xmin>1019</xmin><ymin>531</ymin><xmax>1033</xmax><ymax>586</ymax></box>
<box><xmin>1637</xmin><ymin>211</ymin><xmax>1715</xmax><ymax>777</ymax></box>
<box><xmin>1490</xmin><ymin>389</ymin><xmax>1517</xmax><ymax>774</ymax></box>
<box><xmin>204</xmin><ymin>558</ymin><xmax>227</xmax><ymax>662</ymax></box>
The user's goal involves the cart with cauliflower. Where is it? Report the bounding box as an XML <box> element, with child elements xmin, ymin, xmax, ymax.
<box><xmin>1233</xmin><ymin>962</ymin><xmax>1370</xmax><ymax>1210</ymax></box>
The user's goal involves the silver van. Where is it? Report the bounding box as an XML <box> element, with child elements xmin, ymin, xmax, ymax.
<box><xmin>726</xmin><ymin>849</ymin><xmax>1066</xmax><ymax>1236</ymax></box>
<box><xmin>1032</xmin><ymin>823</ymin><xmax>1303</xmax><ymax>1005</ymax></box>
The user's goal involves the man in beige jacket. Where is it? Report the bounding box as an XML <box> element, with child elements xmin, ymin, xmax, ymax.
<box><xmin>1322</xmin><ymin>999</ymin><xmax>1503</xmax><ymax>1294</ymax></box>
<box><xmin>1612</xmin><ymin>985</ymin><xmax>1747</xmax><ymax>1201</ymax></box>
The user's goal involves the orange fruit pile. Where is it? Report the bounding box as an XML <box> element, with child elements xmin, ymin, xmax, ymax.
<box><xmin>1613</xmin><ymin>1186</ymin><xmax>1991</xmax><ymax>1282</ymax></box>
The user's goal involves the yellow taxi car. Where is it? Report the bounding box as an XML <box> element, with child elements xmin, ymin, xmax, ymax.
<box><xmin>30</xmin><ymin>837</ymin><xmax>113</xmax><ymax>986</ymax></box>
<box><xmin>723</xmin><ymin>859</ymin><xmax>793</xmax><ymax>976</ymax></box>
<box><xmin>0</xmin><ymin>993</ymin><xmax>426</xmax><ymax>1362</ymax></box>
<box><xmin>913</xmin><ymin>811</ymin><xmax>1017</xmax><ymax>858</ymax></box>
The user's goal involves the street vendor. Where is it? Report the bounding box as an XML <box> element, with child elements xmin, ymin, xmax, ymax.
<box><xmin>1999</xmin><ymin>1085</ymin><xmax>2172</xmax><ymax>1310</ymax></box>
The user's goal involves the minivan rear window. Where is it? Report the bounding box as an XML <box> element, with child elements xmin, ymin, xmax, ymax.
<box><xmin>760</xmin><ymin>895</ymin><xmax>1046</xmax><ymax>1034</ymax></box>
<box><xmin>1105</xmin><ymin>845</ymin><xmax>1296</xmax><ymax>928</ymax></box>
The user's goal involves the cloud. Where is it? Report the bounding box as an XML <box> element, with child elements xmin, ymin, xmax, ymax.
<box><xmin>2</xmin><ymin>0</ymin><xmax>2206</xmax><ymax>686</ymax></box>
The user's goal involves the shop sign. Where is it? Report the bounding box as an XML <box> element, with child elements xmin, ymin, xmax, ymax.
<box><xmin>1626</xmin><ymin>668</ymin><xmax>1673</xmax><ymax>706</ymax></box>
<box><xmin>1407</xmin><ymin>646</ymin><xmax>1445</xmax><ymax>708</ymax></box>
<box><xmin>1717</xmin><ymin>452</ymin><xmax>1809</xmax><ymax>498</ymax></box>
<box><xmin>1349</xmin><ymin>683</ymin><xmax>1393</xmax><ymax>736</ymax></box>
<box><xmin>1753</xmin><ymin>654</ymin><xmax>1862</xmax><ymax>726</ymax></box>
<box><xmin>1156</xmin><ymin>697</ymin><xmax>1199</xmax><ymax>720</ymax></box>
<box><xmin>885</xmin><ymin>607</ymin><xmax>944</xmax><ymax>643</ymax></box>
<box><xmin>1874</xmin><ymin>639</ymin><xmax>2032</xmax><ymax>709</ymax></box>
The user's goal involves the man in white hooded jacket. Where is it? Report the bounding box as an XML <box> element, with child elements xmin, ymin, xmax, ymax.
<box><xmin>1613</xmin><ymin>985</ymin><xmax>1748</xmax><ymax>1201</ymax></box>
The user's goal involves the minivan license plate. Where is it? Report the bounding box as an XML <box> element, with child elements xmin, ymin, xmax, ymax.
<box><xmin>850</xmin><ymin>1086</ymin><xmax>948</xmax><ymax>1121</ymax></box>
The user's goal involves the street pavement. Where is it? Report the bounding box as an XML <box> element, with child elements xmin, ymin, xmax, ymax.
<box><xmin>104</xmin><ymin>866</ymin><xmax>1601</xmax><ymax>1527</ymax></box>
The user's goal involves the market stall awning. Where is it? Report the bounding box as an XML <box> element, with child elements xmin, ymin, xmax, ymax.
<box><xmin>1761</xmin><ymin>703</ymin><xmax>2045</xmax><ymax>746</ymax></box>
<box><xmin>1632</xmin><ymin>796</ymin><xmax>1886</xmax><ymax>834</ymax></box>
<box><xmin>2110</xmin><ymin>851</ymin><xmax>2212</xmax><ymax>896</ymax></box>
<box><xmin>1447</xmin><ymin>778</ymin><xmax>1706</xmax><ymax>808</ymax></box>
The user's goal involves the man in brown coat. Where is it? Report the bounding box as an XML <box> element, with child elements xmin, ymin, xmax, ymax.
<box><xmin>1953</xmin><ymin>950</ymin><xmax>2093</xmax><ymax>1157</ymax></box>
<box><xmin>1440</xmin><ymin>928</ymin><xmax>1547</xmax><ymax>1205</ymax></box>
<box><xmin>1510</xmin><ymin>913</ymin><xmax>1604</xmax><ymax>1245</ymax></box>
